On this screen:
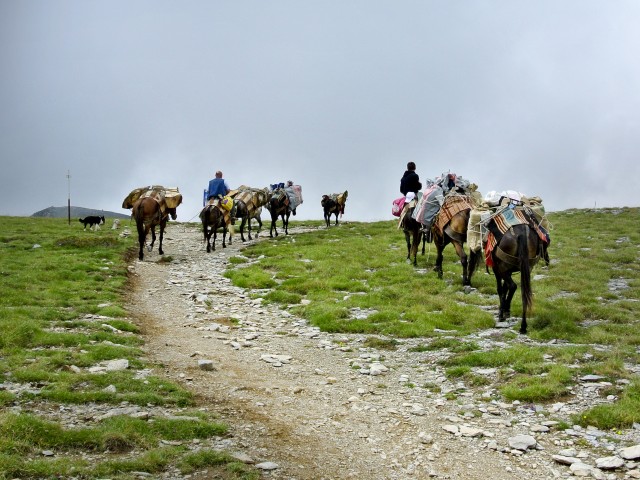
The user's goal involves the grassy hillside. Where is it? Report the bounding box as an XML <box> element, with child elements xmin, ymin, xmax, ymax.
<box><xmin>0</xmin><ymin>208</ymin><xmax>639</xmax><ymax>478</ymax></box>
<box><xmin>0</xmin><ymin>216</ymin><xmax>257</xmax><ymax>480</ymax></box>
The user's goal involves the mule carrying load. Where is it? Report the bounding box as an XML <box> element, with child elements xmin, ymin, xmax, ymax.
<box><xmin>269</xmin><ymin>182</ymin><xmax>304</xmax><ymax>215</ymax></box>
<box><xmin>410</xmin><ymin>173</ymin><xmax>482</xmax><ymax>237</ymax></box>
<box><xmin>267</xmin><ymin>182</ymin><xmax>303</xmax><ymax>237</ymax></box>
<box><xmin>122</xmin><ymin>185</ymin><xmax>183</xmax><ymax>212</ymax></box>
<box><xmin>199</xmin><ymin>187</ymin><xmax>237</xmax><ymax>252</ymax></box>
<box><xmin>466</xmin><ymin>190</ymin><xmax>550</xmax><ymax>267</ymax></box>
<box><xmin>469</xmin><ymin>191</ymin><xmax>551</xmax><ymax>334</ymax></box>
<box><xmin>394</xmin><ymin>172</ymin><xmax>482</xmax><ymax>282</ymax></box>
<box><xmin>321</xmin><ymin>190</ymin><xmax>348</xmax><ymax>227</ymax></box>
<box><xmin>122</xmin><ymin>185</ymin><xmax>183</xmax><ymax>261</ymax></box>
<box><xmin>229</xmin><ymin>185</ymin><xmax>270</xmax><ymax>242</ymax></box>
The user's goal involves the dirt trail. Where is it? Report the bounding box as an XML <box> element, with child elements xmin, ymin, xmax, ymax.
<box><xmin>126</xmin><ymin>223</ymin><xmax>569</xmax><ymax>479</ymax></box>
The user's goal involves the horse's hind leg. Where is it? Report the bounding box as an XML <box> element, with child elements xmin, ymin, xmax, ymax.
<box><xmin>452</xmin><ymin>242</ymin><xmax>469</xmax><ymax>286</ymax></box>
<box><xmin>503</xmin><ymin>275</ymin><xmax>517</xmax><ymax>321</ymax></box>
<box><xmin>247</xmin><ymin>218</ymin><xmax>253</xmax><ymax>241</ymax></box>
<box><xmin>148</xmin><ymin>226</ymin><xmax>156</xmax><ymax>252</ymax></box>
<box><xmin>494</xmin><ymin>274</ymin><xmax>507</xmax><ymax>321</ymax></box>
<box><xmin>404</xmin><ymin>231</ymin><xmax>412</xmax><ymax>262</ymax></box>
<box><xmin>434</xmin><ymin>244</ymin><xmax>444</xmax><ymax>279</ymax></box>
<box><xmin>411</xmin><ymin>230</ymin><xmax>421</xmax><ymax>266</ymax></box>
<box><xmin>206</xmin><ymin>229</ymin><xmax>212</xmax><ymax>253</ymax></box>
<box><xmin>255</xmin><ymin>217</ymin><xmax>262</xmax><ymax>237</ymax></box>
<box><xmin>137</xmin><ymin>226</ymin><xmax>147</xmax><ymax>261</ymax></box>
<box><xmin>158</xmin><ymin>223</ymin><xmax>165</xmax><ymax>255</ymax></box>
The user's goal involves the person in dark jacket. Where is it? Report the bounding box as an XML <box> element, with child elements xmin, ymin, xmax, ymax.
<box><xmin>400</xmin><ymin>162</ymin><xmax>422</xmax><ymax>195</ymax></box>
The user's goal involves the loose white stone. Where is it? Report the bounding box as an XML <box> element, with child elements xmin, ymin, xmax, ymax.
<box><xmin>620</xmin><ymin>445</ymin><xmax>640</xmax><ymax>460</ymax></box>
<box><xmin>459</xmin><ymin>426</ymin><xmax>484</xmax><ymax>438</ymax></box>
<box><xmin>508</xmin><ymin>434</ymin><xmax>536</xmax><ymax>451</ymax></box>
<box><xmin>569</xmin><ymin>462</ymin><xmax>593</xmax><ymax>477</ymax></box>
<box><xmin>442</xmin><ymin>425</ymin><xmax>459</xmax><ymax>435</ymax></box>
<box><xmin>105</xmin><ymin>359</ymin><xmax>129</xmax><ymax>371</ymax></box>
<box><xmin>595</xmin><ymin>455</ymin><xmax>624</xmax><ymax>469</ymax></box>
<box><xmin>552</xmin><ymin>454</ymin><xmax>580</xmax><ymax>465</ymax></box>
<box><xmin>256</xmin><ymin>461</ymin><xmax>279</xmax><ymax>470</ymax></box>
<box><xmin>198</xmin><ymin>360</ymin><xmax>215</xmax><ymax>371</ymax></box>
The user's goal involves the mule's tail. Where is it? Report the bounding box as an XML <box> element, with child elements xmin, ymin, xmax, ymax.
<box><xmin>134</xmin><ymin>202</ymin><xmax>146</xmax><ymax>239</ymax></box>
<box><xmin>518</xmin><ymin>228</ymin><xmax>533</xmax><ymax>315</ymax></box>
<box><xmin>468</xmin><ymin>248</ymin><xmax>482</xmax><ymax>281</ymax></box>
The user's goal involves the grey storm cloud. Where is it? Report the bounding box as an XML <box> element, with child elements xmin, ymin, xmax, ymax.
<box><xmin>1</xmin><ymin>0</ymin><xmax>639</xmax><ymax>222</ymax></box>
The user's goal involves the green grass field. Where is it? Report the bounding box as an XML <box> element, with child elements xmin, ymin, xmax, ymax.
<box><xmin>1</xmin><ymin>207</ymin><xmax>639</xmax><ymax>478</ymax></box>
<box><xmin>0</xmin><ymin>216</ymin><xmax>257</xmax><ymax>480</ymax></box>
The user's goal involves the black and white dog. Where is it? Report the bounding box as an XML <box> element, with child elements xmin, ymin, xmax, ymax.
<box><xmin>79</xmin><ymin>216</ymin><xmax>105</xmax><ymax>230</ymax></box>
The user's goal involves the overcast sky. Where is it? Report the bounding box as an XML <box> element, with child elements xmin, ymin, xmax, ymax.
<box><xmin>1</xmin><ymin>1</ymin><xmax>639</xmax><ymax>222</ymax></box>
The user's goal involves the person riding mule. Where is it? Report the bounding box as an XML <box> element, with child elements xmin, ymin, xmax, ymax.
<box><xmin>199</xmin><ymin>200</ymin><xmax>236</xmax><ymax>252</ymax></box>
<box><xmin>122</xmin><ymin>185</ymin><xmax>182</xmax><ymax>261</ymax></box>
<box><xmin>400</xmin><ymin>192</ymin><xmax>425</xmax><ymax>266</ymax></box>
<box><xmin>482</xmin><ymin>201</ymin><xmax>550</xmax><ymax>334</ymax></box>
<box><xmin>321</xmin><ymin>190</ymin><xmax>348</xmax><ymax>227</ymax></box>
<box><xmin>200</xmin><ymin>189</ymin><xmax>237</xmax><ymax>252</ymax></box>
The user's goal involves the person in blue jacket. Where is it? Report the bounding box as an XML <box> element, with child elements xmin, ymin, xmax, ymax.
<box><xmin>207</xmin><ymin>170</ymin><xmax>230</xmax><ymax>201</ymax></box>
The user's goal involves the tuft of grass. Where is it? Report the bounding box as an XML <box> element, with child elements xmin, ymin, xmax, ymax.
<box><xmin>362</xmin><ymin>337</ymin><xmax>399</xmax><ymax>350</ymax></box>
<box><xmin>574</xmin><ymin>381</ymin><xmax>640</xmax><ymax>429</ymax></box>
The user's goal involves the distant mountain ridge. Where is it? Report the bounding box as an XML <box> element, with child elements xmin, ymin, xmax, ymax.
<box><xmin>31</xmin><ymin>206</ymin><xmax>131</xmax><ymax>219</ymax></box>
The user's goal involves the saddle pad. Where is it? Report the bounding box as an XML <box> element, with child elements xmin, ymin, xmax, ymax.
<box><xmin>434</xmin><ymin>195</ymin><xmax>472</xmax><ymax>234</ymax></box>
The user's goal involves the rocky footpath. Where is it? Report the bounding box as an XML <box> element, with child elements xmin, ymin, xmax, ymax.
<box><xmin>123</xmin><ymin>223</ymin><xmax>640</xmax><ymax>479</ymax></box>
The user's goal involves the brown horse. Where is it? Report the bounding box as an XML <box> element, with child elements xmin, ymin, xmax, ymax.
<box><xmin>232</xmin><ymin>188</ymin><xmax>269</xmax><ymax>242</ymax></box>
<box><xmin>489</xmin><ymin>221</ymin><xmax>547</xmax><ymax>334</ymax></box>
<box><xmin>267</xmin><ymin>189</ymin><xmax>291</xmax><ymax>237</ymax></box>
<box><xmin>132</xmin><ymin>197</ymin><xmax>177</xmax><ymax>261</ymax></box>
<box><xmin>401</xmin><ymin>203</ymin><xmax>426</xmax><ymax>266</ymax></box>
<box><xmin>200</xmin><ymin>203</ymin><xmax>235</xmax><ymax>252</ymax></box>
<box><xmin>432</xmin><ymin>207</ymin><xmax>482</xmax><ymax>286</ymax></box>
<box><xmin>321</xmin><ymin>191</ymin><xmax>348</xmax><ymax>227</ymax></box>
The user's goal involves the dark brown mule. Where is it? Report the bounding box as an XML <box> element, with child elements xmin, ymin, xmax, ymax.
<box><xmin>266</xmin><ymin>189</ymin><xmax>291</xmax><ymax>237</ymax></box>
<box><xmin>199</xmin><ymin>204</ymin><xmax>234</xmax><ymax>252</ymax></box>
<box><xmin>233</xmin><ymin>188</ymin><xmax>269</xmax><ymax>242</ymax></box>
<box><xmin>489</xmin><ymin>223</ymin><xmax>546</xmax><ymax>334</ymax></box>
<box><xmin>321</xmin><ymin>193</ymin><xmax>347</xmax><ymax>227</ymax></box>
<box><xmin>132</xmin><ymin>197</ymin><xmax>177</xmax><ymax>261</ymax></box>
<box><xmin>432</xmin><ymin>208</ymin><xmax>481</xmax><ymax>286</ymax></box>
<box><xmin>235</xmin><ymin>206</ymin><xmax>264</xmax><ymax>241</ymax></box>
<box><xmin>401</xmin><ymin>204</ymin><xmax>425</xmax><ymax>266</ymax></box>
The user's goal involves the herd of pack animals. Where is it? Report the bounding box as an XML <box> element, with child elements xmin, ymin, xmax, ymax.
<box><xmin>114</xmin><ymin>176</ymin><xmax>550</xmax><ymax>336</ymax></box>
